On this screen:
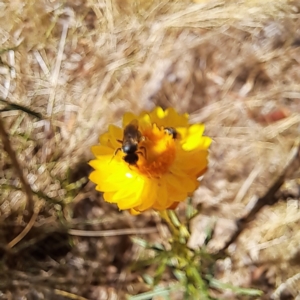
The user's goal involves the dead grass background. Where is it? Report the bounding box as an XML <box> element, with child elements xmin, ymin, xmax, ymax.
<box><xmin>1</xmin><ymin>0</ymin><xmax>300</xmax><ymax>299</ymax></box>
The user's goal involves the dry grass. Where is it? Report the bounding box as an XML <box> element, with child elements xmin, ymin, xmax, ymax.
<box><xmin>1</xmin><ymin>0</ymin><xmax>300</xmax><ymax>299</ymax></box>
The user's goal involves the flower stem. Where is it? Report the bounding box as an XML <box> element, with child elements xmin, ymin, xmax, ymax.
<box><xmin>159</xmin><ymin>210</ymin><xmax>180</xmax><ymax>236</ymax></box>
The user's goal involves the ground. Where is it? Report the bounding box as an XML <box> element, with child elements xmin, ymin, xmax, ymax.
<box><xmin>1</xmin><ymin>0</ymin><xmax>300</xmax><ymax>299</ymax></box>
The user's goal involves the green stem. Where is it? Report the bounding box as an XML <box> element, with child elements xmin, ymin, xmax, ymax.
<box><xmin>159</xmin><ymin>210</ymin><xmax>180</xmax><ymax>236</ymax></box>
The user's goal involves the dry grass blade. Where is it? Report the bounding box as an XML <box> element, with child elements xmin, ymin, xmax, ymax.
<box><xmin>272</xmin><ymin>272</ymin><xmax>300</xmax><ymax>299</ymax></box>
<box><xmin>54</xmin><ymin>289</ymin><xmax>88</xmax><ymax>300</ymax></box>
<box><xmin>68</xmin><ymin>227</ymin><xmax>157</xmax><ymax>237</ymax></box>
<box><xmin>0</xmin><ymin>99</ymin><xmax>43</xmax><ymax>119</ymax></box>
<box><xmin>220</xmin><ymin>139</ymin><xmax>300</xmax><ymax>253</ymax></box>
<box><xmin>1</xmin><ymin>0</ymin><xmax>300</xmax><ymax>298</ymax></box>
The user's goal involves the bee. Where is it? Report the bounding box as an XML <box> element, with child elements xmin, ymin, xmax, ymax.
<box><xmin>164</xmin><ymin>127</ymin><xmax>178</xmax><ymax>139</ymax></box>
<box><xmin>115</xmin><ymin>119</ymin><xmax>145</xmax><ymax>165</ymax></box>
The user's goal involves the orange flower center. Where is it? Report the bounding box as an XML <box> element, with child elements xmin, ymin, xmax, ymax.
<box><xmin>135</xmin><ymin>124</ymin><xmax>176</xmax><ymax>178</ymax></box>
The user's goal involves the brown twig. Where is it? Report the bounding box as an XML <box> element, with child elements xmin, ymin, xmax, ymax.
<box><xmin>0</xmin><ymin>117</ymin><xmax>38</xmax><ymax>249</ymax></box>
<box><xmin>54</xmin><ymin>289</ymin><xmax>88</xmax><ymax>300</ymax></box>
<box><xmin>68</xmin><ymin>227</ymin><xmax>158</xmax><ymax>237</ymax></box>
<box><xmin>220</xmin><ymin>139</ymin><xmax>300</xmax><ymax>253</ymax></box>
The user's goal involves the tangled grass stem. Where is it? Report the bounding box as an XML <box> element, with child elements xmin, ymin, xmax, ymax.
<box><xmin>0</xmin><ymin>118</ymin><xmax>39</xmax><ymax>249</ymax></box>
<box><xmin>0</xmin><ymin>118</ymin><xmax>34</xmax><ymax>214</ymax></box>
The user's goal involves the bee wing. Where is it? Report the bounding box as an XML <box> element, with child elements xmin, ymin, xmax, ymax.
<box><xmin>129</xmin><ymin>119</ymin><xmax>139</xmax><ymax>128</ymax></box>
<box><xmin>130</xmin><ymin>119</ymin><xmax>143</xmax><ymax>141</ymax></box>
<box><xmin>123</xmin><ymin>119</ymin><xmax>140</xmax><ymax>140</ymax></box>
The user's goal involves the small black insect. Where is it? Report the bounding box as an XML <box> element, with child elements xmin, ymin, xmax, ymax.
<box><xmin>164</xmin><ymin>127</ymin><xmax>178</xmax><ymax>139</ymax></box>
<box><xmin>115</xmin><ymin>119</ymin><xmax>145</xmax><ymax>165</ymax></box>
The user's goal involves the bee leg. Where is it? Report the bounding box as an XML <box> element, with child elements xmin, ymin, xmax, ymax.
<box><xmin>137</xmin><ymin>146</ymin><xmax>147</xmax><ymax>159</ymax></box>
<box><xmin>128</xmin><ymin>164</ymin><xmax>134</xmax><ymax>170</ymax></box>
<box><xmin>114</xmin><ymin>147</ymin><xmax>122</xmax><ymax>156</ymax></box>
<box><xmin>110</xmin><ymin>147</ymin><xmax>121</xmax><ymax>163</ymax></box>
<box><xmin>117</xmin><ymin>139</ymin><xmax>123</xmax><ymax>144</ymax></box>
<box><xmin>126</xmin><ymin>161</ymin><xmax>139</xmax><ymax>170</ymax></box>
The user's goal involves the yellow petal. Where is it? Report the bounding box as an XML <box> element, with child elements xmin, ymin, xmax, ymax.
<box><xmin>108</xmin><ymin>124</ymin><xmax>123</xmax><ymax>141</ymax></box>
<box><xmin>91</xmin><ymin>145</ymin><xmax>114</xmax><ymax>157</ymax></box>
<box><xmin>122</xmin><ymin>112</ymin><xmax>138</xmax><ymax>127</ymax></box>
<box><xmin>135</xmin><ymin>179</ymin><xmax>157</xmax><ymax>211</ymax></box>
<box><xmin>152</xmin><ymin>182</ymin><xmax>169</xmax><ymax>210</ymax></box>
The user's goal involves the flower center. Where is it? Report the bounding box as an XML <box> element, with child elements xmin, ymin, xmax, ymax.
<box><xmin>136</xmin><ymin>124</ymin><xmax>176</xmax><ymax>177</ymax></box>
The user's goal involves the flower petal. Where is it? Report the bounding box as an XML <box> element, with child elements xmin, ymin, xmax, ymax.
<box><xmin>135</xmin><ymin>178</ymin><xmax>157</xmax><ymax>211</ymax></box>
<box><xmin>122</xmin><ymin>112</ymin><xmax>138</xmax><ymax>127</ymax></box>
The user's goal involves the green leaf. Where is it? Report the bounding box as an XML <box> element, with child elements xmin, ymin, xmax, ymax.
<box><xmin>128</xmin><ymin>284</ymin><xmax>181</xmax><ymax>300</ymax></box>
<box><xmin>208</xmin><ymin>277</ymin><xmax>263</xmax><ymax>296</ymax></box>
<box><xmin>142</xmin><ymin>274</ymin><xmax>154</xmax><ymax>285</ymax></box>
<box><xmin>131</xmin><ymin>237</ymin><xmax>149</xmax><ymax>248</ymax></box>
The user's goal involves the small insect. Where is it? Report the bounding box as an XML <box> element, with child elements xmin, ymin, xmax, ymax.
<box><xmin>164</xmin><ymin>127</ymin><xmax>178</xmax><ymax>139</ymax></box>
<box><xmin>115</xmin><ymin>119</ymin><xmax>145</xmax><ymax>165</ymax></box>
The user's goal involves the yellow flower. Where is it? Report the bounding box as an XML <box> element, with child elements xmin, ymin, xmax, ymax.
<box><xmin>89</xmin><ymin>107</ymin><xmax>211</xmax><ymax>214</ymax></box>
